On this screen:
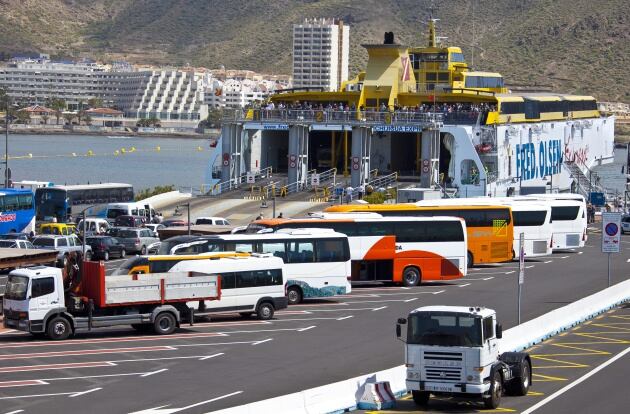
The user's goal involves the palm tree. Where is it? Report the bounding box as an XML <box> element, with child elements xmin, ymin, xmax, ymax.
<box><xmin>41</xmin><ymin>114</ymin><xmax>50</xmax><ymax>125</ymax></box>
<box><xmin>63</xmin><ymin>113</ymin><xmax>75</xmax><ymax>125</ymax></box>
<box><xmin>49</xmin><ymin>98</ymin><xmax>66</xmax><ymax>125</ymax></box>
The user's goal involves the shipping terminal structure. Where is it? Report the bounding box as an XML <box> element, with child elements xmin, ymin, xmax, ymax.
<box><xmin>216</xmin><ymin>17</ymin><xmax>614</xmax><ymax>198</ymax></box>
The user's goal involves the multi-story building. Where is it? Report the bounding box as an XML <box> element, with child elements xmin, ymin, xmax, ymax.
<box><xmin>292</xmin><ymin>18</ymin><xmax>349</xmax><ymax>91</ymax></box>
<box><xmin>0</xmin><ymin>57</ymin><xmax>107</xmax><ymax>110</ymax></box>
<box><xmin>205</xmin><ymin>76</ymin><xmax>290</xmax><ymax>109</ymax></box>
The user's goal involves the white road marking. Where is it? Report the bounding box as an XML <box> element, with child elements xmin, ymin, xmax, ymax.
<box><xmin>128</xmin><ymin>391</ymin><xmax>243</xmax><ymax>414</ymax></box>
<box><xmin>4</xmin><ymin>410</ymin><xmax>24</xmax><ymax>414</ymax></box>
<box><xmin>140</xmin><ymin>368</ymin><xmax>168</xmax><ymax>377</ymax></box>
<box><xmin>432</xmin><ymin>290</ymin><xmax>445</xmax><ymax>295</ymax></box>
<box><xmin>0</xmin><ymin>346</ymin><xmax>177</xmax><ymax>361</ymax></box>
<box><xmin>199</xmin><ymin>353</ymin><xmax>224</xmax><ymax>361</ymax></box>
<box><xmin>0</xmin><ymin>380</ymin><xmax>48</xmax><ymax>388</ymax></box>
<box><xmin>275</xmin><ymin>316</ymin><xmax>352</xmax><ymax>323</ymax></box>
<box><xmin>175</xmin><ymin>340</ymin><xmax>267</xmax><ymax>348</ymax></box>
<box><xmin>336</xmin><ymin>316</ymin><xmax>353</xmax><ymax>321</ymax></box>
<box><xmin>627</xmin><ymin>258</ymin><xmax>630</xmax><ymax>262</ymax></box>
<box><xmin>521</xmin><ymin>346</ymin><xmax>630</xmax><ymax>414</ymax></box>
<box><xmin>544</xmin><ymin>260</ymin><xmax>553</xmax><ymax>263</ymax></box>
<box><xmin>559</xmin><ymin>255</ymin><xmax>570</xmax><ymax>259</ymax></box>
<box><xmin>578</xmin><ymin>251</ymin><xmax>584</xmax><ymax>255</ymax></box>
<box><xmin>342</xmin><ymin>298</ymin><xmax>420</xmax><ymax>304</ymax></box>
<box><xmin>458</xmin><ymin>283</ymin><xmax>471</xmax><ymax>288</ymax></box>
<box><xmin>483</xmin><ymin>277</ymin><xmax>495</xmax><ymax>281</ymax></box>
<box><xmin>69</xmin><ymin>387</ymin><xmax>102</xmax><ymax>398</ymax></box>
<box><xmin>505</xmin><ymin>271</ymin><xmax>515</xmax><ymax>274</ymax></box>
<box><xmin>251</xmin><ymin>338</ymin><xmax>273</xmax><ymax>346</ymax></box>
<box><xmin>307</xmin><ymin>307</ymin><xmax>387</xmax><ymax>313</ymax></box>
<box><xmin>525</xmin><ymin>265</ymin><xmax>535</xmax><ymax>268</ymax></box>
<box><xmin>404</xmin><ymin>298</ymin><xmax>418</xmax><ymax>302</ymax></box>
<box><xmin>372</xmin><ymin>306</ymin><xmax>387</xmax><ymax>311</ymax></box>
<box><xmin>297</xmin><ymin>326</ymin><xmax>316</xmax><ymax>332</ymax></box>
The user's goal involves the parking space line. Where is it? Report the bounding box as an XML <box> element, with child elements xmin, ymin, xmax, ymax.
<box><xmin>532</xmin><ymin>373</ymin><xmax>567</xmax><ymax>382</ymax></box>
<box><xmin>0</xmin><ymin>361</ymin><xmax>116</xmax><ymax>374</ymax></box>
<box><xmin>521</xmin><ymin>347</ymin><xmax>630</xmax><ymax>414</ymax></box>
<box><xmin>0</xmin><ymin>345</ymin><xmax>176</xmax><ymax>361</ymax></box>
<box><xmin>458</xmin><ymin>283</ymin><xmax>471</xmax><ymax>288</ymax></box>
<box><xmin>530</xmin><ymin>355</ymin><xmax>589</xmax><ymax>369</ymax></box>
<box><xmin>0</xmin><ymin>380</ymin><xmax>48</xmax><ymax>388</ymax></box>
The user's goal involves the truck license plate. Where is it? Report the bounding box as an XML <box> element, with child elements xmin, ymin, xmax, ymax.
<box><xmin>425</xmin><ymin>384</ymin><xmax>455</xmax><ymax>392</ymax></box>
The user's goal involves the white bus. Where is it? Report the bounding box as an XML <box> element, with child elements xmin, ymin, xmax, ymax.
<box><xmin>158</xmin><ymin>229</ymin><xmax>351</xmax><ymax>304</ymax></box>
<box><xmin>105</xmin><ymin>202</ymin><xmax>155</xmax><ymax>221</ymax></box>
<box><xmin>413</xmin><ymin>198</ymin><xmax>553</xmax><ymax>258</ymax></box>
<box><xmin>524</xmin><ymin>195</ymin><xmax>587</xmax><ymax>250</ymax></box>
<box><xmin>248</xmin><ymin>215</ymin><xmax>468</xmax><ymax>287</ymax></box>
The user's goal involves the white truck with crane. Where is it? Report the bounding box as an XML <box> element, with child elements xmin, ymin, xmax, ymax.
<box><xmin>396</xmin><ymin>305</ymin><xmax>532</xmax><ymax>409</ymax></box>
<box><xmin>2</xmin><ymin>260</ymin><xmax>221</xmax><ymax>340</ymax></box>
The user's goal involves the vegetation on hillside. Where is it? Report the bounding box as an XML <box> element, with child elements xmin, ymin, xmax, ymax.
<box><xmin>0</xmin><ymin>0</ymin><xmax>627</xmax><ymax>101</ymax></box>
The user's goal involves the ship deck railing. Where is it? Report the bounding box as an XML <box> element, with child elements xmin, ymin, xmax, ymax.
<box><xmin>226</xmin><ymin>109</ymin><xmax>449</xmax><ymax>126</ymax></box>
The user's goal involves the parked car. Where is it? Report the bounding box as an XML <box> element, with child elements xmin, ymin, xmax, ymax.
<box><xmin>0</xmin><ymin>239</ymin><xmax>34</xmax><ymax>249</ymax></box>
<box><xmin>113</xmin><ymin>227</ymin><xmax>159</xmax><ymax>255</ymax></box>
<box><xmin>162</xmin><ymin>218</ymin><xmax>188</xmax><ymax>227</ymax></box>
<box><xmin>0</xmin><ymin>232</ymin><xmax>31</xmax><ymax>241</ymax></box>
<box><xmin>194</xmin><ymin>217</ymin><xmax>231</xmax><ymax>226</ymax></box>
<box><xmin>32</xmin><ymin>234</ymin><xmax>92</xmax><ymax>266</ymax></box>
<box><xmin>39</xmin><ymin>223</ymin><xmax>77</xmax><ymax>236</ymax></box>
<box><xmin>77</xmin><ymin>218</ymin><xmax>110</xmax><ymax>236</ymax></box>
<box><xmin>622</xmin><ymin>216</ymin><xmax>630</xmax><ymax>234</ymax></box>
<box><xmin>144</xmin><ymin>223</ymin><xmax>166</xmax><ymax>237</ymax></box>
<box><xmin>114</xmin><ymin>215</ymin><xmax>147</xmax><ymax>228</ymax></box>
<box><xmin>85</xmin><ymin>236</ymin><xmax>126</xmax><ymax>261</ymax></box>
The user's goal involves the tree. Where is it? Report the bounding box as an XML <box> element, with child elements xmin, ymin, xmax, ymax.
<box><xmin>87</xmin><ymin>97</ymin><xmax>103</xmax><ymax>108</ymax></box>
<box><xmin>148</xmin><ymin>116</ymin><xmax>160</xmax><ymax>127</ymax></box>
<box><xmin>205</xmin><ymin>108</ymin><xmax>223</xmax><ymax>128</ymax></box>
<box><xmin>77</xmin><ymin>109</ymin><xmax>86</xmax><ymax>125</ymax></box>
<box><xmin>84</xmin><ymin>114</ymin><xmax>92</xmax><ymax>126</ymax></box>
<box><xmin>63</xmin><ymin>113</ymin><xmax>75</xmax><ymax>125</ymax></box>
<box><xmin>41</xmin><ymin>114</ymin><xmax>50</xmax><ymax>125</ymax></box>
<box><xmin>48</xmin><ymin>98</ymin><xmax>66</xmax><ymax>125</ymax></box>
<box><xmin>16</xmin><ymin>110</ymin><xmax>30</xmax><ymax>124</ymax></box>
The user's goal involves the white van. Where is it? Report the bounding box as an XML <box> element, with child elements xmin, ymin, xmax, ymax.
<box><xmin>106</xmin><ymin>202</ymin><xmax>155</xmax><ymax>221</ymax></box>
<box><xmin>194</xmin><ymin>216</ymin><xmax>231</xmax><ymax>226</ymax></box>
<box><xmin>171</xmin><ymin>255</ymin><xmax>288</xmax><ymax>320</ymax></box>
<box><xmin>77</xmin><ymin>218</ymin><xmax>109</xmax><ymax>235</ymax></box>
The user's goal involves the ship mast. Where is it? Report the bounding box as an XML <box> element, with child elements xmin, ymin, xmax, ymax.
<box><xmin>428</xmin><ymin>5</ymin><xmax>437</xmax><ymax>47</ymax></box>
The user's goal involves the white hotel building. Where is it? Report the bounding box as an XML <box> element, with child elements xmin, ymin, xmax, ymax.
<box><xmin>292</xmin><ymin>18</ymin><xmax>349</xmax><ymax>92</ymax></box>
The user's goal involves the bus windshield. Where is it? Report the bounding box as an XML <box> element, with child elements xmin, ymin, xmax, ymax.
<box><xmin>35</xmin><ymin>188</ymin><xmax>67</xmax><ymax>222</ymax></box>
<box><xmin>407</xmin><ymin>312</ymin><xmax>482</xmax><ymax>347</ymax></box>
<box><xmin>4</xmin><ymin>274</ymin><xmax>29</xmax><ymax>300</ymax></box>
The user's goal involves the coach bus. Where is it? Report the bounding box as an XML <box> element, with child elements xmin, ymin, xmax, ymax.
<box><xmin>324</xmin><ymin>204</ymin><xmax>513</xmax><ymax>266</ymax></box>
<box><xmin>247</xmin><ymin>215</ymin><xmax>467</xmax><ymax>287</ymax></box>
<box><xmin>417</xmin><ymin>198</ymin><xmax>553</xmax><ymax>258</ymax></box>
<box><xmin>0</xmin><ymin>188</ymin><xmax>35</xmax><ymax>234</ymax></box>
<box><xmin>533</xmin><ymin>198</ymin><xmax>587</xmax><ymax>250</ymax></box>
<box><xmin>156</xmin><ymin>229</ymin><xmax>350</xmax><ymax>304</ymax></box>
<box><xmin>35</xmin><ymin>183</ymin><xmax>134</xmax><ymax>223</ymax></box>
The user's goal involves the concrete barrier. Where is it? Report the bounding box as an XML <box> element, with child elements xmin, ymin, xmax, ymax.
<box><xmin>206</xmin><ymin>280</ymin><xmax>630</xmax><ymax>414</ymax></box>
<box><xmin>357</xmin><ymin>382</ymin><xmax>396</xmax><ymax>410</ymax></box>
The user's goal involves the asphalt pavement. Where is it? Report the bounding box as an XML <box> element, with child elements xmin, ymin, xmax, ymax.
<box><xmin>0</xmin><ymin>229</ymin><xmax>627</xmax><ymax>414</ymax></box>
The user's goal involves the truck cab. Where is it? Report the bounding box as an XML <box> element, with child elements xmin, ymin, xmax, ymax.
<box><xmin>3</xmin><ymin>267</ymin><xmax>65</xmax><ymax>334</ymax></box>
<box><xmin>396</xmin><ymin>305</ymin><xmax>531</xmax><ymax>409</ymax></box>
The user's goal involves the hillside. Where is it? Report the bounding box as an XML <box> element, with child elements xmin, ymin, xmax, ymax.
<box><xmin>0</xmin><ymin>0</ymin><xmax>628</xmax><ymax>101</ymax></box>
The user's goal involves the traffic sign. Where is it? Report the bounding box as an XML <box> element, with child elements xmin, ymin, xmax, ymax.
<box><xmin>590</xmin><ymin>192</ymin><xmax>605</xmax><ymax>207</ymax></box>
<box><xmin>310</xmin><ymin>174</ymin><xmax>320</xmax><ymax>187</ymax></box>
<box><xmin>601</xmin><ymin>212</ymin><xmax>621</xmax><ymax>253</ymax></box>
<box><xmin>246</xmin><ymin>172</ymin><xmax>255</xmax><ymax>184</ymax></box>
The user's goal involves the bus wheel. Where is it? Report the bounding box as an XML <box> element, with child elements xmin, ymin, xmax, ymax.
<box><xmin>403</xmin><ymin>267</ymin><xmax>421</xmax><ymax>287</ymax></box>
<box><xmin>287</xmin><ymin>286</ymin><xmax>303</xmax><ymax>305</ymax></box>
<box><xmin>467</xmin><ymin>251</ymin><xmax>474</xmax><ymax>268</ymax></box>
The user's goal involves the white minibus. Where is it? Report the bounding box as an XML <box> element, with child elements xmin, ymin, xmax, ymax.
<box><xmin>105</xmin><ymin>202</ymin><xmax>155</xmax><ymax>221</ymax></box>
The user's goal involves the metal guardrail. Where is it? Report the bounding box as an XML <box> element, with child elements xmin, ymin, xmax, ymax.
<box><xmin>367</xmin><ymin>172</ymin><xmax>398</xmax><ymax>190</ymax></box>
<box><xmin>200</xmin><ymin>166</ymin><xmax>273</xmax><ymax>196</ymax></box>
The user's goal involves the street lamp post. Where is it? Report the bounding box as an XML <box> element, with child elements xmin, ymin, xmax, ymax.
<box><xmin>177</xmin><ymin>202</ymin><xmax>191</xmax><ymax>235</ymax></box>
<box><xmin>80</xmin><ymin>205</ymin><xmax>96</xmax><ymax>260</ymax></box>
<box><xmin>3</xmin><ymin>94</ymin><xmax>9</xmax><ymax>188</ymax></box>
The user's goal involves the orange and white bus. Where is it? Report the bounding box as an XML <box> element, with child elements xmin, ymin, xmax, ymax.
<box><xmin>324</xmin><ymin>204</ymin><xmax>514</xmax><ymax>266</ymax></box>
<box><xmin>247</xmin><ymin>215</ymin><xmax>467</xmax><ymax>286</ymax></box>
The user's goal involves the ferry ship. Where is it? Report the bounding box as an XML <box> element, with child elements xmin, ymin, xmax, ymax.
<box><xmin>216</xmin><ymin>17</ymin><xmax>615</xmax><ymax>198</ymax></box>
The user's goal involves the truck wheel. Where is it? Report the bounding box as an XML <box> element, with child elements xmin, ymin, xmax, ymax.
<box><xmin>256</xmin><ymin>302</ymin><xmax>275</xmax><ymax>320</ymax></box>
<box><xmin>412</xmin><ymin>390</ymin><xmax>430</xmax><ymax>406</ymax></box>
<box><xmin>287</xmin><ymin>286</ymin><xmax>303</xmax><ymax>305</ymax></box>
<box><xmin>467</xmin><ymin>251</ymin><xmax>474</xmax><ymax>268</ymax></box>
<box><xmin>506</xmin><ymin>359</ymin><xmax>531</xmax><ymax>396</ymax></box>
<box><xmin>484</xmin><ymin>370</ymin><xmax>503</xmax><ymax>409</ymax></box>
<box><xmin>403</xmin><ymin>267</ymin><xmax>420</xmax><ymax>287</ymax></box>
<box><xmin>47</xmin><ymin>317</ymin><xmax>72</xmax><ymax>340</ymax></box>
<box><xmin>153</xmin><ymin>312</ymin><xmax>177</xmax><ymax>335</ymax></box>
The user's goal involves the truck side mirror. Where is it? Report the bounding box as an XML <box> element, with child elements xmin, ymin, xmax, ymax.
<box><xmin>496</xmin><ymin>323</ymin><xmax>503</xmax><ymax>339</ymax></box>
<box><xmin>397</xmin><ymin>318</ymin><xmax>407</xmax><ymax>325</ymax></box>
<box><xmin>396</xmin><ymin>324</ymin><xmax>402</xmax><ymax>338</ymax></box>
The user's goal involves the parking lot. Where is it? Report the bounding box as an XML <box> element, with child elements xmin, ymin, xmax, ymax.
<box><xmin>0</xmin><ymin>230</ymin><xmax>628</xmax><ymax>414</ymax></box>
<box><xmin>358</xmin><ymin>304</ymin><xmax>630</xmax><ymax>414</ymax></box>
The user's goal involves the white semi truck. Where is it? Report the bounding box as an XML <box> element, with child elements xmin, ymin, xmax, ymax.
<box><xmin>2</xmin><ymin>260</ymin><xmax>220</xmax><ymax>340</ymax></box>
<box><xmin>396</xmin><ymin>306</ymin><xmax>531</xmax><ymax>409</ymax></box>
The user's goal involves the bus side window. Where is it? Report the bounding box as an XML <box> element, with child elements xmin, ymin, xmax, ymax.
<box><xmin>260</xmin><ymin>242</ymin><xmax>286</xmax><ymax>261</ymax></box>
<box><xmin>220</xmin><ymin>273</ymin><xmax>235</xmax><ymax>289</ymax></box>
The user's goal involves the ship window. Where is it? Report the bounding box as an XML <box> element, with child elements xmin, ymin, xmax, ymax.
<box><xmin>438</xmin><ymin>72</ymin><xmax>450</xmax><ymax>82</ymax></box>
<box><xmin>451</xmin><ymin>52</ymin><xmax>465</xmax><ymax>63</ymax></box>
<box><xmin>460</xmin><ymin>159</ymin><xmax>480</xmax><ymax>185</ymax></box>
<box><xmin>500</xmin><ymin>102</ymin><xmax>525</xmax><ymax>114</ymax></box>
<box><xmin>465</xmin><ymin>76</ymin><xmax>504</xmax><ymax>89</ymax></box>
<box><xmin>425</xmin><ymin>73</ymin><xmax>437</xmax><ymax>82</ymax></box>
<box><xmin>524</xmin><ymin>99</ymin><xmax>540</xmax><ymax>119</ymax></box>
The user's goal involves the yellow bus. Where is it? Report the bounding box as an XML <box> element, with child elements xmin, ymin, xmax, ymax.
<box><xmin>324</xmin><ymin>204</ymin><xmax>513</xmax><ymax>266</ymax></box>
<box><xmin>114</xmin><ymin>252</ymin><xmax>251</xmax><ymax>275</ymax></box>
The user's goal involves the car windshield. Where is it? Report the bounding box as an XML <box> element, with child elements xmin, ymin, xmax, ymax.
<box><xmin>33</xmin><ymin>238</ymin><xmax>55</xmax><ymax>247</ymax></box>
<box><xmin>407</xmin><ymin>312</ymin><xmax>482</xmax><ymax>347</ymax></box>
<box><xmin>118</xmin><ymin>230</ymin><xmax>138</xmax><ymax>238</ymax></box>
<box><xmin>4</xmin><ymin>274</ymin><xmax>29</xmax><ymax>300</ymax></box>
<box><xmin>0</xmin><ymin>240</ymin><xmax>17</xmax><ymax>248</ymax></box>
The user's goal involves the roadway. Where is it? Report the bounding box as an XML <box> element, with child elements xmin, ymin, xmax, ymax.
<box><xmin>0</xmin><ymin>229</ymin><xmax>628</xmax><ymax>414</ymax></box>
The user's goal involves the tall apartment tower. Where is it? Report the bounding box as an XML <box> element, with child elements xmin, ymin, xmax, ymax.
<box><xmin>292</xmin><ymin>18</ymin><xmax>349</xmax><ymax>92</ymax></box>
